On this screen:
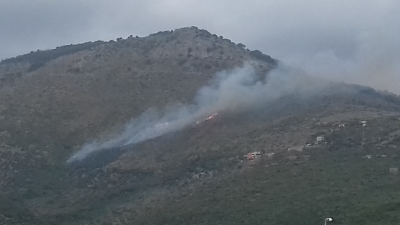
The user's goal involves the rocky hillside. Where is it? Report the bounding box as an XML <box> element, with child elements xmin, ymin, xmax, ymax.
<box><xmin>1</xmin><ymin>27</ymin><xmax>400</xmax><ymax>225</ymax></box>
<box><xmin>0</xmin><ymin>26</ymin><xmax>275</xmax><ymax>162</ymax></box>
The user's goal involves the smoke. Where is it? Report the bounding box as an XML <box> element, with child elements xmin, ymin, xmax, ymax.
<box><xmin>286</xmin><ymin>27</ymin><xmax>400</xmax><ymax>94</ymax></box>
<box><xmin>67</xmin><ymin>25</ymin><xmax>400</xmax><ymax>164</ymax></box>
<box><xmin>67</xmin><ymin>64</ymin><xmax>324</xmax><ymax>163</ymax></box>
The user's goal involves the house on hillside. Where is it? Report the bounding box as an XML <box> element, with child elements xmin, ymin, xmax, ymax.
<box><xmin>305</xmin><ymin>143</ymin><xmax>313</xmax><ymax>148</ymax></box>
<box><xmin>316</xmin><ymin>136</ymin><xmax>325</xmax><ymax>142</ymax></box>
<box><xmin>265</xmin><ymin>152</ymin><xmax>275</xmax><ymax>157</ymax></box>
<box><xmin>244</xmin><ymin>151</ymin><xmax>262</xmax><ymax>160</ymax></box>
<box><xmin>363</xmin><ymin>155</ymin><xmax>372</xmax><ymax>159</ymax></box>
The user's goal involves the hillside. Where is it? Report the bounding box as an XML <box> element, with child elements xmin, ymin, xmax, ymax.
<box><xmin>1</xmin><ymin>27</ymin><xmax>400</xmax><ymax>225</ymax></box>
<box><xmin>0</xmin><ymin>27</ymin><xmax>275</xmax><ymax>161</ymax></box>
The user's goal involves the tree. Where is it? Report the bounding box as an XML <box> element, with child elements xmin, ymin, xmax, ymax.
<box><xmin>237</xmin><ymin>43</ymin><xmax>246</xmax><ymax>49</ymax></box>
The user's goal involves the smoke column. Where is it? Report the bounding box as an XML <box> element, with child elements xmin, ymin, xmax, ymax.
<box><xmin>286</xmin><ymin>27</ymin><xmax>400</xmax><ymax>94</ymax></box>
<box><xmin>67</xmin><ymin>64</ymin><xmax>323</xmax><ymax>163</ymax></box>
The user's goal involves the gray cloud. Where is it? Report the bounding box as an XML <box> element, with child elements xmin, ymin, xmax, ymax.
<box><xmin>0</xmin><ymin>1</ymin><xmax>96</xmax><ymax>57</ymax></box>
<box><xmin>289</xmin><ymin>27</ymin><xmax>400</xmax><ymax>93</ymax></box>
<box><xmin>1</xmin><ymin>0</ymin><xmax>400</xmax><ymax>92</ymax></box>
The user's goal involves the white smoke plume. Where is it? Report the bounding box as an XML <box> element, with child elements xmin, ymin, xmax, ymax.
<box><xmin>286</xmin><ymin>27</ymin><xmax>400</xmax><ymax>94</ymax></box>
<box><xmin>67</xmin><ymin>64</ymin><xmax>321</xmax><ymax>163</ymax></box>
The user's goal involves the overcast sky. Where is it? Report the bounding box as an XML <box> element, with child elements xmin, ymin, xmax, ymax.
<box><xmin>1</xmin><ymin>0</ymin><xmax>399</xmax><ymax>93</ymax></box>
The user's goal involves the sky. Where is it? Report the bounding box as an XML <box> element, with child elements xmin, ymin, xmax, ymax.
<box><xmin>1</xmin><ymin>0</ymin><xmax>400</xmax><ymax>93</ymax></box>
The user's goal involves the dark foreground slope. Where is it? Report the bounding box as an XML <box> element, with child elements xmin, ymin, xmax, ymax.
<box><xmin>1</xmin><ymin>28</ymin><xmax>400</xmax><ymax>225</ymax></box>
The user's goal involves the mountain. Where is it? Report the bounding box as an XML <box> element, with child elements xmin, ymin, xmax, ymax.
<box><xmin>0</xmin><ymin>27</ymin><xmax>400</xmax><ymax>225</ymax></box>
